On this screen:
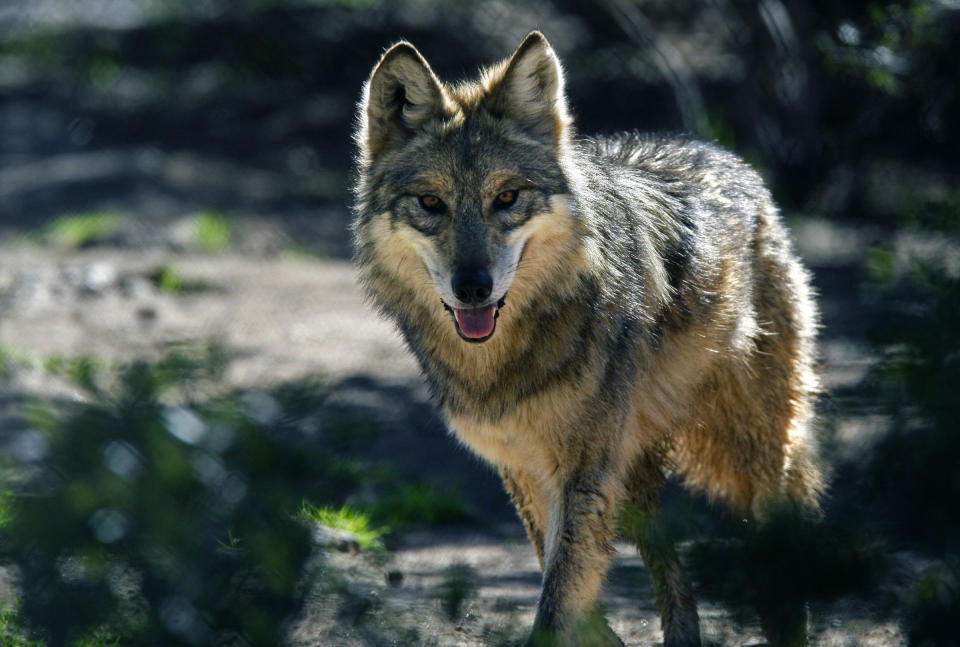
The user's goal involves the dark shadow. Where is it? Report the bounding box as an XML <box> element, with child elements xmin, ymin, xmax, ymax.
<box><xmin>322</xmin><ymin>374</ymin><xmax>518</xmax><ymax>527</ymax></box>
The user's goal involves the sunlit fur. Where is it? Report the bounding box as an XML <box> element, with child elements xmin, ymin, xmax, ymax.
<box><xmin>353</xmin><ymin>32</ymin><xmax>823</xmax><ymax>647</ymax></box>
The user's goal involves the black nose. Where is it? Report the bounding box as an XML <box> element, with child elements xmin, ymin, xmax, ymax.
<box><xmin>452</xmin><ymin>268</ymin><xmax>493</xmax><ymax>305</ymax></box>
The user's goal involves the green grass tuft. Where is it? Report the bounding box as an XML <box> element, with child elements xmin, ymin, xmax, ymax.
<box><xmin>191</xmin><ymin>211</ymin><xmax>233</xmax><ymax>253</ymax></box>
<box><xmin>0</xmin><ymin>606</ymin><xmax>44</xmax><ymax>647</ymax></box>
<box><xmin>299</xmin><ymin>503</ymin><xmax>389</xmax><ymax>551</ymax></box>
<box><xmin>44</xmin><ymin>212</ymin><xmax>121</xmax><ymax>249</ymax></box>
<box><xmin>153</xmin><ymin>266</ymin><xmax>209</xmax><ymax>294</ymax></box>
<box><xmin>157</xmin><ymin>266</ymin><xmax>185</xmax><ymax>293</ymax></box>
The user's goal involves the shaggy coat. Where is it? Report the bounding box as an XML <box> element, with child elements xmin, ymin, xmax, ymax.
<box><xmin>353</xmin><ymin>31</ymin><xmax>822</xmax><ymax>647</ymax></box>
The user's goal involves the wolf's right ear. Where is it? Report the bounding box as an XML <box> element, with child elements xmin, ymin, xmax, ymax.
<box><xmin>484</xmin><ymin>31</ymin><xmax>570</xmax><ymax>146</ymax></box>
<box><xmin>361</xmin><ymin>42</ymin><xmax>451</xmax><ymax>159</ymax></box>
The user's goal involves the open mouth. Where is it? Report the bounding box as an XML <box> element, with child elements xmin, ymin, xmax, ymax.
<box><xmin>442</xmin><ymin>295</ymin><xmax>507</xmax><ymax>343</ymax></box>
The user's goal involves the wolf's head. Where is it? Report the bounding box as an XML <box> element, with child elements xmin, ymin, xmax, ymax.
<box><xmin>354</xmin><ymin>32</ymin><xmax>586</xmax><ymax>345</ymax></box>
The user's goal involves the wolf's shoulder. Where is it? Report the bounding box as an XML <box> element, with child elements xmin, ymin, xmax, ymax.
<box><xmin>581</xmin><ymin>132</ymin><xmax>763</xmax><ymax>188</ymax></box>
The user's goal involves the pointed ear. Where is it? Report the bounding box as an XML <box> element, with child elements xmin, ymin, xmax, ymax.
<box><xmin>361</xmin><ymin>42</ymin><xmax>451</xmax><ymax>159</ymax></box>
<box><xmin>484</xmin><ymin>31</ymin><xmax>570</xmax><ymax>144</ymax></box>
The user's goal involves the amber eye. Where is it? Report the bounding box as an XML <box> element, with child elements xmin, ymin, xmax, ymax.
<box><xmin>419</xmin><ymin>194</ymin><xmax>445</xmax><ymax>213</ymax></box>
<box><xmin>495</xmin><ymin>190</ymin><xmax>518</xmax><ymax>208</ymax></box>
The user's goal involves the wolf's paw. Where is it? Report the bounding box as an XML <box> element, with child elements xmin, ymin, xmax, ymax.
<box><xmin>524</xmin><ymin>614</ymin><xmax>626</xmax><ymax>647</ymax></box>
<box><xmin>662</xmin><ymin>619</ymin><xmax>703</xmax><ymax>647</ymax></box>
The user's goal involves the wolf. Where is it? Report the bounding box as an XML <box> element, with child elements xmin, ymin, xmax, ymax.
<box><xmin>352</xmin><ymin>31</ymin><xmax>823</xmax><ymax>647</ymax></box>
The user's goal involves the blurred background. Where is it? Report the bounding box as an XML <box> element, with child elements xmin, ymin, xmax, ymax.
<box><xmin>0</xmin><ymin>1</ymin><xmax>957</xmax><ymax>645</ymax></box>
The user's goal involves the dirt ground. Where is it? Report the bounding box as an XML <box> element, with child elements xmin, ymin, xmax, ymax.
<box><xmin>0</xmin><ymin>214</ymin><xmax>907</xmax><ymax>646</ymax></box>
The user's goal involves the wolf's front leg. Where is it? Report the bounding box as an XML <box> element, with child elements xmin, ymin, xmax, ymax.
<box><xmin>500</xmin><ymin>466</ymin><xmax>548</xmax><ymax>568</ymax></box>
<box><xmin>525</xmin><ymin>467</ymin><xmax>625</xmax><ymax>647</ymax></box>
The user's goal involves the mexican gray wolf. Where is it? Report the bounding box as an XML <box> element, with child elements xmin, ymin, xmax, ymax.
<box><xmin>352</xmin><ymin>30</ymin><xmax>823</xmax><ymax>647</ymax></box>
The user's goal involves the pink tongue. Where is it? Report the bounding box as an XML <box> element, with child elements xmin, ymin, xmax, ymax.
<box><xmin>454</xmin><ymin>306</ymin><xmax>497</xmax><ymax>339</ymax></box>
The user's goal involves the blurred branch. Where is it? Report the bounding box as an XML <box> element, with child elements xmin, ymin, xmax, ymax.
<box><xmin>600</xmin><ymin>0</ymin><xmax>707</xmax><ymax>134</ymax></box>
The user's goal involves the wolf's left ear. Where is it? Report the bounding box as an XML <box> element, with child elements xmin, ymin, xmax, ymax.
<box><xmin>484</xmin><ymin>31</ymin><xmax>570</xmax><ymax>145</ymax></box>
<box><xmin>361</xmin><ymin>42</ymin><xmax>451</xmax><ymax>159</ymax></box>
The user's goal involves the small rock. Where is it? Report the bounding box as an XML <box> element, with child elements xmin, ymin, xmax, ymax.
<box><xmin>83</xmin><ymin>262</ymin><xmax>117</xmax><ymax>293</ymax></box>
<box><xmin>136</xmin><ymin>306</ymin><xmax>157</xmax><ymax>324</ymax></box>
<box><xmin>241</xmin><ymin>390</ymin><xmax>281</xmax><ymax>426</ymax></box>
<box><xmin>336</xmin><ymin>539</ymin><xmax>360</xmax><ymax>554</ymax></box>
<box><xmin>386</xmin><ymin>570</ymin><xmax>404</xmax><ymax>587</ymax></box>
<box><xmin>122</xmin><ymin>275</ymin><xmax>155</xmax><ymax>298</ymax></box>
<box><xmin>167</xmin><ymin>216</ymin><xmax>199</xmax><ymax>251</ymax></box>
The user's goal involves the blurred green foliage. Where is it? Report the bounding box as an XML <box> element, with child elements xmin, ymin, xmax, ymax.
<box><xmin>368</xmin><ymin>484</ymin><xmax>470</xmax><ymax>529</ymax></box>
<box><xmin>0</xmin><ymin>605</ymin><xmax>120</xmax><ymax>647</ymax></box>
<box><xmin>857</xmin><ymin>265</ymin><xmax>960</xmax><ymax>643</ymax></box>
<box><xmin>1</xmin><ymin>345</ymin><xmax>320</xmax><ymax>646</ymax></box>
<box><xmin>906</xmin><ymin>557</ymin><xmax>960</xmax><ymax>647</ymax></box>
<box><xmin>619</xmin><ymin>495</ymin><xmax>884</xmax><ymax>640</ymax></box>
<box><xmin>865</xmin><ymin>267</ymin><xmax>960</xmax><ymax>550</ymax></box>
<box><xmin>0</xmin><ymin>342</ymin><xmax>476</xmax><ymax>644</ymax></box>
<box><xmin>0</xmin><ymin>492</ymin><xmax>11</xmax><ymax>530</ymax></box>
<box><xmin>0</xmin><ymin>348</ymin><xmax>33</xmax><ymax>382</ymax></box>
<box><xmin>687</xmin><ymin>505</ymin><xmax>884</xmax><ymax>631</ymax></box>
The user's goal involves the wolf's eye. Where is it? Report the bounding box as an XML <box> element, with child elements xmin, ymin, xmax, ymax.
<box><xmin>419</xmin><ymin>194</ymin><xmax>445</xmax><ymax>213</ymax></box>
<box><xmin>494</xmin><ymin>190</ymin><xmax>517</xmax><ymax>209</ymax></box>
